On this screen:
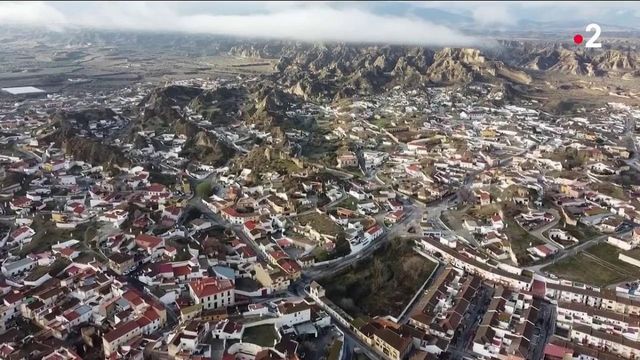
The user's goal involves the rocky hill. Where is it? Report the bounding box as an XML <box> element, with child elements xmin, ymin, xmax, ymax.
<box><xmin>188</xmin><ymin>87</ymin><xmax>248</xmax><ymax>125</ymax></box>
<box><xmin>263</xmin><ymin>44</ymin><xmax>532</xmax><ymax>100</ymax></box>
<box><xmin>511</xmin><ymin>45</ymin><xmax>640</xmax><ymax>77</ymax></box>
<box><xmin>137</xmin><ymin>85</ymin><xmax>203</xmax><ymax>131</ymax></box>
<box><xmin>179</xmin><ymin>130</ymin><xmax>236</xmax><ymax>166</ymax></box>
<box><xmin>133</xmin><ymin>85</ymin><xmax>238</xmax><ymax>165</ymax></box>
<box><xmin>52</xmin><ymin>108</ymin><xmax>123</xmax><ymax>130</ymax></box>
<box><xmin>45</xmin><ymin>109</ymin><xmax>131</xmax><ymax>168</ymax></box>
<box><xmin>243</xmin><ymin>83</ymin><xmax>303</xmax><ymax>127</ymax></box>
<box><xmin>228</xmin><ymin>42</ymin><xmax>288</xmax><ymax>59</ymax></box>
<box><xmin>230</xmin><ymin>41</ymin><xmax>640</xmax><ymax>100</ymax></box>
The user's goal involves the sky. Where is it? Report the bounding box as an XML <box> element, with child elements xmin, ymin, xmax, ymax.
<box><xmin>1</xmin><ymin>1</ymin><xmax>639</xmax><ymax>46</ymax></box>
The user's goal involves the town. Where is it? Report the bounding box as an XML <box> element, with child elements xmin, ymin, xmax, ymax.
<box><xmin>1</xmin><ymin>42</ymin><xmax>640</xmax><ymax>360</ymax></box>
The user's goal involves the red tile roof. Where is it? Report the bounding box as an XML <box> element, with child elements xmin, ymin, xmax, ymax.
<box><xmin>238</xmin><ymin>246</ymin><xmax>256</xmax><ymax>258</ymax></box>
<box><xmin>535</xmin><ymin>244</ymin><xmax>554</xmax><ymax>255</ymax></box>
<box><xmin>60</xmin><ymin>248</ymin><xmax>76</xmax><ymax>257</ymax></box>
<box><xmin>544</xmin><ymin>343</ymin><xmax>572</xmax><ymax>358</ymax></box>
<box><xmin>269</xmin><ymin>250</ymin><xmax>288</xmax><ymax>261</ymax></box>
<box><xmin>222</xmin><ymin>207</ymin><xmax>240</xmax><ymax>217</ymax></box>
<box><xmin>64</xmin><ymin>310</ymin><xmax>80</xmax><ymax>321</ymax></box>
<box><xmin>276</xmin><ymin>238</ymin><xmax>292</xmax><ymax>248</ymax></box>
<box><xmin>135</xmin><ymin>234</ymin><xmax>163</xmax><ymax>250</ymax></box>
<box><xmin>143</xmin><ymin>308</ymin><xmax>159</xmax><ymax>322</ymax></box>
<box><xmin>189</xmin><ymin>277</ymin><xmax>234</xmax><ymax>299</ymax></box>
<box><xmin>3</xmin><ymin>291</ymin><xmax>23</xmax><ymax>305</ymax></box>
<box><xmin>10</xmin><ymin>196</ymin><xmax>31</xmax><ymax>207</ymax></box>
<box><xmin>0</xmin><ymin>345</ymin><xmax>14</xmax><ymax>357</ymax></box>
<box><xmin>531</xmin><ymin>280</ymin><xmax>546</xmax><ymax>298</ymax></box>
<box><xmin>244</xmin><ymin>220</ymin><xmax>257</xmax><ymax>231</ymax></box>
<box><xmin>11</xmin><ymin>226</ymin><xmax>33</xmax><ymax>238</ymax></box>
<box><xmin>278</xmin><ymin>259</ymin><xmax>301</xmax><ymax>274</ymax></box>
<box><xmin>123</xmin><ymin>290</ymin><xmax>145</xmax><ymax>307</ymax></box>
<box><xmin>153</xmin><ymin>263</ymin><xmax>173</xmax><ymax>275</ymax></box>
<box><xmin>65</xmin><ymin>265</ymin><xmax>82</xmax><ymax>275</ymax></box>
<box><xmin>103</xmin><ymin>320</ymin><xmax>140</xmax><ymax>343</ymax></box>
<box><xmin>132</xmin><ymin>308</ymin><xmax>160</xmax><ymax>330</ymax></box>
<box><xmin>173</xmin><ymin>265</ymin><xmax>191</xmax><ymax>277</ymax></box>
<box><xmin>136</xmin><ymin>315</ymin><xmax>152</xmax><ymax>327</ymax></box>
<box><xmin>366</xmin><ymin>225</ymin><xmax>382</xmax><ymax>235</ymax></box>
<box><xmin>163</xmin><ymin>205</ymin><xmax>183</xmax><ymax>215</ymax></box>
<box><xmin>133</xmin><ymin>216</ymin><xmax>149</xmax><ymax>228</ymax></box>
<box><xmin>147</xmin><ymin>183</ymin><xmax>167</xmax><ymax>192</ymax></box>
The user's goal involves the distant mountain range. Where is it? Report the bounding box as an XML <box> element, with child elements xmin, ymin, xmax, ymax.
<box><xmin>227</xmin><ymin>41</ymin><xmax>640</xmax><ymax>100</ymax></box>
<box><xmin>5</xmin><ymin>28</ymin><xmax>640</xmax><ymax>103</ymax></box>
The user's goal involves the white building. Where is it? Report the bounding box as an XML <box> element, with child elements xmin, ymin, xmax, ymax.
<box><xmin>1</xmin><ymin>257</ymin><xmax>37</xmax><ymax>277</ymax></box>
<box><xmin>275</xmin><ymin>301</ymin><xmax>312</xmax><ymax>328</ymax></box>
<box><xmin>188</xmin><ymin>277</ymin><xmax>235</xmax><ymax>310</ymax></box>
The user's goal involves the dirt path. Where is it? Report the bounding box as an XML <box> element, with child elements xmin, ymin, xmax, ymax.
<box><xmin>582</xmin><ymin>252</ymin><xmax>636</xmax><ymax>276</ymax></box>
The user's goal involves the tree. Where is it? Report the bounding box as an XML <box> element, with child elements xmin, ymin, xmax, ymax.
<box><xmin>195</xmin><ymin>181</ymin><xmax>213</xmax><ymax>198</ymax></box>
<box><xmin>402</xmin><ymin>257</ymin><xmax>425</xmax><ymax>284</ymax></box>
<box><xmin>371</xmin><ymin>258</ymin><xmax>385</xmax><ymax>292</ymax></box>
<box><xmin>458</xmin><ymin>187</ymin><xmax>475</xmax><ymax>206</ymax></box>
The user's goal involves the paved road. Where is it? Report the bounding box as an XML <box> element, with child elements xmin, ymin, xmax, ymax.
<box><xmin>523</xmin><ymin>208</ymin><xmax>562</xmax><ymax>248</ymax></box>
<box><xmin>338</xmin><ymin>322</ymin><xmax>382</xmax><ymax>360</ymax></box>
<box><xmin>309</xmin><ymin>162</ymin><xmax>356</xmax><ymax>180</ymax></box>
<box><xmin>291</xmin><ymin>280</ymin><xmax>381</xmax><ymax>360</ymax></box>
<box><xmin>448</xmin><ymin>285</ymin><xmax>494</xmax><ymax>360</ymax></box>
<box><xmin>294</xmin><ymin>192</ymin><xmax>348</xmax><ymax>218</ymax></box>
<box><xmin>190</xmin><ymin>197</ymin><xmax>269</xmax><ymax>263</ymax></box>
<box><xmin>304</xmin><ymin>205</ymin><xmax>423</xmax><ymax>279</ymax></box>
<box><xmin>398</xmin><ymin>262</ymin><xmax>444</xmax><ymax>324</ymax></box>
<box><xmin>529</xmin><ymin>303</ymin><xmax>556</xmax><ymax>360</ymax></box>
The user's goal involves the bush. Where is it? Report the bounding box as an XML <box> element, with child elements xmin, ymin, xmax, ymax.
<box><xmin>195</xmin><ymin>181</ymin><xmax>213</xmax><ymax>198</ymax></box>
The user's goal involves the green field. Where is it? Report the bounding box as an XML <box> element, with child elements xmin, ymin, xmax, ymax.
<box><xmin>243</xmin><ymin>324</ymin><xmax>279</xmax><ymax>347</ymax></box>
<box><xmin>503</xmin><ymin>218</ymin><xmax>544</xmax><ymax>265</ymax></box>
<box><xmin>542</xmin><ymin>243</ymin><xmax>640</xmax><ymax>287</ymax></box>
<box><xmin>338</xmin><ymin>196</ymin><xmax>358</xmax><ymax>211</ymax></box>
<box><xmin>561</xmin><ymin>222</ymin><xmax>601</xmax><ymax>242</ymax></box>
<box><xmin>18</xmin><ymin>216</ymin><xmax>87</xmax><ymax>257</ymax></box>
<box><xmin>586</xmin><ymin>243</ymin><xmax>640</xmax><ymax>276</ymax></box>
<box><xmin>298</xmin><ymin>213</ymin><xmax>344</xmax><ymax>237</ymax></box>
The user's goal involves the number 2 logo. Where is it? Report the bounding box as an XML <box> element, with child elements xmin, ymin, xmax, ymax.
<box><xmin>585</xmin><ymin>23</ymin><xmax>602</xmax><ymax>48</ymax></box>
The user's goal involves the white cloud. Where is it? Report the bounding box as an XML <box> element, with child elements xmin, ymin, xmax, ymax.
<box><xmin>470</xmin><ymin>4</ymin><xmax>515</xmax><ymax>26</ymax></box>
<box><xmin>412</xmin><ymin>1</ymin><xmax>640</xmax><ymax>28</ymax></box>
<box><xmin>0</xmin><ymin>1</ymin><xmax>486</xmax><ymax>47</ymax></box>
<box><xmin>0</xmin><ymin>2</ymin><xmax>68</xmax><ymax>29</ymax></box>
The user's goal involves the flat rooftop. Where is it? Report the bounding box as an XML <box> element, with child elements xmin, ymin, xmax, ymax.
<box><xmin>1</xmin><ymin>86</ymin><xmax>46</xmax><ymax>95</ymax></box>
